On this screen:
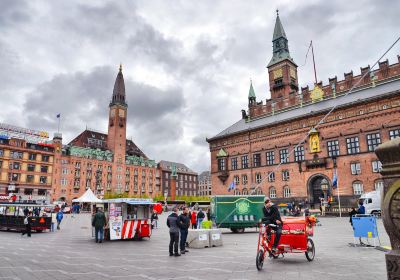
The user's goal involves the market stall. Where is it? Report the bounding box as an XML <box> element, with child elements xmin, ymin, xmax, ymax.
<box><xmin>102</xmin><ymin>198</ymin><xmax>154</xmax><ymax>240</ymax></box>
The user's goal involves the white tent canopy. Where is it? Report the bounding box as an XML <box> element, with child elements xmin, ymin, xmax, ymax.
<box><xmin>72</xmin><ymin>188</ymin><xmax>102</xmax><ymax>203</ymax></box>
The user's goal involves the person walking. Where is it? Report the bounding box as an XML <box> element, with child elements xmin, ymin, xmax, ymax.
<box><xmin>151</xmin><ymin>210</ymin><xmax>159</xmax><ymax>229</ymax></box>
<box><xmin>92</xmin><ymin>208</ymin><xmax>107</xmax><ymax>243</ymax></box>
<box><xmin>191</xmin><ymin>210</ymin><xmax>197</xmax><ymax>229</ymax></box>
<box><xmin>206</xmin><ymin>208</ymin><xmax>211</xmax><ymax>221</ymax></box>
<box><xmin>21</xmin><ymin>212</ymin><xmax>32</xmax><ymax>237</ymax></box>
<box><xmin>167</xmin><ymin>207</ymin><xmax>180</xmax><ymax>256</ymax></box>
<box><xmin>197</xmin><ymin>209</ymin><xmax>205</xmax><ymax>229</ymax></box>
<box><xmin>177</xmin><ymin>207</ymin><xmax>190</xmax><ymax>254</ymax></box>
<box><xmin>50</xmin><ymin>211</ymin><xmax>57</xmax><ymax>232</ymax></box>
<box><xmin>56</xmin><ymin>210</ymin><xmax>64</xmax><ymax>230</ymax></box>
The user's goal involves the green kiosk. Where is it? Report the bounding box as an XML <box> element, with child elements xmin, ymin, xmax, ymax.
<box><xmin>211</xmin><ymin>195</ymin><xmax>265</xmax><ymax>233</ymax></box>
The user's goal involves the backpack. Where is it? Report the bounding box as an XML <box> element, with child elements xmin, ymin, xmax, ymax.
<box><xmin>24</xmin><ymin>217</ymin><xmax>28</xmax><ymax>225</ymax></box>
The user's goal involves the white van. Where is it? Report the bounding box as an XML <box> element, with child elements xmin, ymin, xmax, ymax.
<box><xmin>359</xmin><ymin>191</ymin><xmax>381</xmax><ymax>215</ymax></box>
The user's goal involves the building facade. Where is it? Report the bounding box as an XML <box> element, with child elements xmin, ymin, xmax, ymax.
<box><xmin>198</xmin><ymin>171</ymin><xmax>212</xmax><ymax>196</ymax></box>
<box><xmin>0</xmin><ymin>124</ymin><xmax>54</xmax><ymax>202</ymax></box>
<box><xmin>207</xmin><ymin>13</ymin><xmax>400</xmax><ymax>207</ymax></box>
<box><xmin>51</xmin><ymin>66</ymin><xmax>160</xmax><ymax>203</ymax></box>
<box><xmin>158</xmin><ymin>160</ymin><xmax>198</xmax><ymax>198</ymax></box>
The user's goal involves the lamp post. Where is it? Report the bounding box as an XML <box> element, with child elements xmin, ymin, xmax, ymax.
<box><xmin>320</xmin><ymin>178</ymin><xmax>328</xmax><ymax>201</ymax></box>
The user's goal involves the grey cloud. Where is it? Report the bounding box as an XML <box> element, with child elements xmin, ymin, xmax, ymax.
<box><xmin>0</xmin><ymin>0</ymin><xmax>31</xmax><ymax>28</ymax></box>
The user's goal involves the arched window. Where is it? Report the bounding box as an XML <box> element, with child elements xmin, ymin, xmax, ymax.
<box><xmin>234</xmin><ymin>189</ymin><xmax>241</xmax><ymax>196</ymax></box>
<box><xmin>255</xmin><ymin>188</ymin><xmax>263</xmax><ymax>195</ymax></box>
<box><xmin>256</xmin><ymin>173</ymin><xmax>262</xmax><ymax>184</ymax></box>
<box><xmin>283</xmin><ymin>186</ymin><xmax>291</xmax><ymax>198</ymax></box>
<box><xmin>353</xmin><ymin>181</ymin><xmax>364</xmax><ymax>195</ymax></box>
<box><xmin>233</xmin><ymin>176</ymin><xmax>240</xmax><ymax>186</ymax></box>
<box><xmin>269</xmin><ymin>187</ymin><xmax>277</xmax><ymax>198</ymax></box>
<box><xmin>374</xmin><ymin>179</ymin><xmax>384</xmax><ymax>192</ymax></box>
<box><xmin>242</xmin><ymin>174</ymin><xmax>248</xmax><ymax>185</ymax></box>
<box><xmin>242</xmin><ymin>188</ymin><xmax>248</xmax><ymax>195</ymax></box>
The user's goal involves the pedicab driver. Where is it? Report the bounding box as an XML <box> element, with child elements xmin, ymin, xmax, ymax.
<box><xmin>262</xmin><ymin>197</ymin><xmax>283</xmax><ymax>253</ymax></box>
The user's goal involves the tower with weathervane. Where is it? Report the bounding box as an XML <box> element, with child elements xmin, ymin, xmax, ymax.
<box><xmin>107</xmin><ymin>65</ymin><xmax>128</xmax><ymax>192</ymax></box>
<box><xmin>267</xmin><ymin>10</ymin><xmax>299</xmax><ymax>103</ymax></box>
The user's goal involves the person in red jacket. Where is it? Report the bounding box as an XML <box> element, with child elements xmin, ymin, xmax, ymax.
<box><xmin>191</xmin><ymin>211</ymin><xmax>197</xmax><ymax>229</ymax></box>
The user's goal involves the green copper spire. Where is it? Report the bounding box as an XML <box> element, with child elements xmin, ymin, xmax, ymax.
<box><xmin>267</xmin><ymin>11</ymin><xmax>296</xmax><ymax>67</ymax></box>
<box><xmin>272</xmin><ymin>10</ymin><xmax>287</xmax><ymax>41</ymax></box>
<box><xmin>248</xmin><ymin>80</ymin><xmax>256</xmax><ymax>99</ymax></box>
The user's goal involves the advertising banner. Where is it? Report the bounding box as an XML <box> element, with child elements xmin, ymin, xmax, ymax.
<box><xmin>109</xmin><ymin>203</ymin><xmax>123</xmax><ymax>240</ymax></box>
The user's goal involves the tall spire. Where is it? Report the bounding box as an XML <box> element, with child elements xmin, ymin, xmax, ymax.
<box><xmin>248</xmin><ymin>79</ymin><xmax>256</xmax><ymax>99</ymax></box>
<box><xmin>272</xmin><ymin>10</ymin><xmax>287</xmax><ymax>41</ymax></box>
<box><xmin>267</xmin><ymin>11</ymin><xmax>296</xmax><ymax>67</ymax></box>
<box><xmin>248</xmin><ymin>79</ymin><xmax>256</xmax><ymax>106</ymax></box>
<box><xmin>110</xmin><ymin>64</ymin><xmax>127</xmax><ymax>107</ymax></box>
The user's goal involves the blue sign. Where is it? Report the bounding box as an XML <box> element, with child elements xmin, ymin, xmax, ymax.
<box><xmin>352</xmin><ymin>215</ymin><xmax>378</xmax><ymax>238</ymax></box>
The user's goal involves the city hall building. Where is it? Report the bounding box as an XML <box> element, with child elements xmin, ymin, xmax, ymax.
<box><xmin>51</xmin><ymin>66</ymin><xmax>160</xmax><ymax>203</ymax></box>
<box><xmin>207</xmin><ymin>13</ymin><xmax>400</xmax><ymax>207</ymax></box>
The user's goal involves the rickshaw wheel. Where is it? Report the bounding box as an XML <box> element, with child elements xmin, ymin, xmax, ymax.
<box><xmin>305</xmin><ymin>238</ymin><xmax>315</xmax><ymax>261</ymax></box>
<box><xmin>256</xmin><ymin>249</ymin><xmax>264</xmax><ymax>271</ymax></box>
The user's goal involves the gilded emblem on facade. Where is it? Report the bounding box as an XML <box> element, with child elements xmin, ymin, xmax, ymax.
<box><xmin>310</xmin><ymin>85</ymin><xmax>324</xmax><ymax>102</ymax></box>
<box><xmin>309</xmin><ymin>128</ymin><xmax>320</xmax><ymax>153</ymax></box>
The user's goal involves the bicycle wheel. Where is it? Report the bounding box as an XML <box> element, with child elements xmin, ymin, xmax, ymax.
<box><xmin>305</xmin><ymin>238</ymin><xmax>315</xmax><ymax>261</ymax></box>
<box><xmin>256</xmin><ymin>249</ymin><xmax>264</xmax><ymax>270</ymax></box>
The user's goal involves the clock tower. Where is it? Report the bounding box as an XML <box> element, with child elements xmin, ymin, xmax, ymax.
<box><xmin>267</xmin><ymin>10</ymin><xmax>299</xmax><ymax>102</ymax></box>
<box><xmin>107</xmin><ymin>65</ymin><xmax>127</xmax><ymax>165</ymax></box>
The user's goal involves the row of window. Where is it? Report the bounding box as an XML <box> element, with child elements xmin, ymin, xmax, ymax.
<box><xmin>0</xmin><ymin>150</ymin><xmax>51</xmax><ymax>162</ymax></box>
<box><xmin>164</xmin><ymin>172</ymin><xmax>197</xmax><ymax>181</ymax></box>
<box><xmin>233</xmin><ymin>170</ymin><xmax>289</xmax><ymax>186</ymax></box>
<box><xmin>0</xmin><ymin>161</ymin><xmax>50</xmax><ymax>173</ymax></box>
<box><xmin>232</xmin><ymin>179</ymin><xmax>384</xmax><ymax>198</ymax></box>
<box><xmin>8</xmin><ymin>173</ymin><xmax>48</xmax><ymax>184</ymax></box>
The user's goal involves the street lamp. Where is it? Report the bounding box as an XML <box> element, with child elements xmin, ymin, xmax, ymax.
<box><xmin>320</xmin><ymin>178</ymin><xmax>329</xmax><ymax>201</ymax></box>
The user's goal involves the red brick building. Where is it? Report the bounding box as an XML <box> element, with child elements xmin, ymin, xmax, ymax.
<box><xmin>52</xmin><ymin>66</ymin><xmax>160</xmax><ymax>203</ymax></box>
<box><xmin>207</xmin><ymin>13</ymin><xmax>400</xmax><ymax>207</ymax></box>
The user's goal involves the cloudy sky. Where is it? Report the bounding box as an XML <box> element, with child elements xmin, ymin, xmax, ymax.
<box><xmin>1</xmin><ymin>0</ymin><xmax>399</xmax><ymax>173</ymax></box>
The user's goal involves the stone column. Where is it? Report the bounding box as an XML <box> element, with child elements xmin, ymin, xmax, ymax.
<box><xmin>375</xmin><ymin>138</ymin><xmax>400</xmax><ymax>280</ymax></box>
<box><xmin>170</xmin><ymin>175</ymin><xmax>177</xmax><ymax>201</ymax></box>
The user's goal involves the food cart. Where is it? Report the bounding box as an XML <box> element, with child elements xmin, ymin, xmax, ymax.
<box><xmin>0</xmin><ymin>203</ymin><xmax>54</xmax><ymax>232</ymax></box>
<box><xmin>102</xmin><ymin>198</ymin><xmax>154</xmax><ymax>240</ymax></box>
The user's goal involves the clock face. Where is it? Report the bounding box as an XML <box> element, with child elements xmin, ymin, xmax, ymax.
<box><xmin>118</xmin><ymin>109</ymin><xmax>125</xmax><ymax>117</ymax></box>
<box><xmin>290</xmin><ymin>68</ymin><xmax>296</xmax><ymax>79</ymax></box>
<box><xmin>110</xmin><ymin>109</ymin><xmax>115</xmax><ymax>117</ymax></box>
<box><xmin>273</xmin><ymin>68</ymin><xmax>283</xmax><ymax>79</ymax></box>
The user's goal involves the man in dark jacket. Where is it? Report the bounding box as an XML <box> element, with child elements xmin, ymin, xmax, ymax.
<box><xmin>167</xmin><ymin>207</ymin><xmax>180</xmax><ymax>256</ymax></box>
<box><xmin>177</xmin><ymin>207</ymin><xmax>190</xmax><ymax>254</ymax></box>
<box><xmin>92</xmin><ymin>208</ymin><xmax>107</xmax><ymax>243</ymax></box>
<box><xmin>197</xmin><ymin>209</ymin><xmax>205</xmax><ymax>229</ymax></box>
<box><xmin>262</xmin><ymin>197</ymin><xmax>283</xmax><ymax>252</ymax></box>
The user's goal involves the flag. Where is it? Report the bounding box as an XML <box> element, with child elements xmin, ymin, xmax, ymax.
<box><xmin>56</xmin><ymin>113</ymin><xmax>61</xmax><ymax>118</ymax></box>
<box><xmin>332</xmin><ymin>168</ymin><xmax>338</xmax><ymax>189</ymax></box>
<box><xmin>227</xmin><ymin>181</ymin><xmax>236</xmax><ymax>192</ymax></box>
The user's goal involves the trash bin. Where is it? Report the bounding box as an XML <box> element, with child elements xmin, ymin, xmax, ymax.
<box><xmin>209</xmin><ymin>228</ymin><xmax>223</xmax><ymax>247</ymax></box>
<box><xmin>187</xmin><ymin>229</ymin><xmax>210</xmax><ymax>248</ymax></box>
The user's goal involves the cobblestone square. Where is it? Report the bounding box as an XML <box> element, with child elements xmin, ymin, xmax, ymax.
<box><xmin>0</xmin><ymin>213</ymin><xmax>390</xmax><ymax>280</ymax></box>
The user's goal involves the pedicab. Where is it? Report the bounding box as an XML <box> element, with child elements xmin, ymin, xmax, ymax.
<box><xmin>256</xmin><ymin>216</ymin><xmax>317</xmax><ymax>270</ymax></box>
<box><xmin>101</xmin><ymin>198</ymin><xmax>154</xmax><ymax>241</ymax></box>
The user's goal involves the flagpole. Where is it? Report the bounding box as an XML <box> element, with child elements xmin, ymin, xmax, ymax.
<box><xmin>57</xmin><ymin>115</ymin><xmax>61</xmax><ymax>133</ymax></box>
<box><xmin>336</xmin><ymin>168</ymin><xmax>342</xmax><ymax>218</ymax></box>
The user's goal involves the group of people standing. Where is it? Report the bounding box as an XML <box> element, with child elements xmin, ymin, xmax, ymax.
<box><xmin>167</xmin><ymin>207</ymin><xmax>210</xmax><ymax>256</ymax></box>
